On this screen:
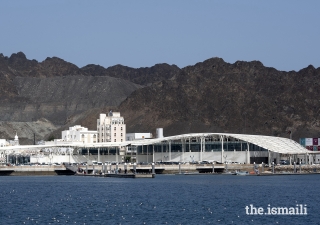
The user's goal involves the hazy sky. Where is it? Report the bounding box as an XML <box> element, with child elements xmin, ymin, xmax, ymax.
<box><xmin>1</xmin><ymin>1</ymin><xmax>319</xmax><ymax>71</ymax></box>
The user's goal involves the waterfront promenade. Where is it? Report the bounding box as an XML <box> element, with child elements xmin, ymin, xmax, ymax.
<box><xmin>1</xmin><ymin>163</ymin><xmax>320</xmax><ymax>176</ymax></box>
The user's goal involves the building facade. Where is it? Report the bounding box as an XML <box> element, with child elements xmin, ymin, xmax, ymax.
<box><xmin>61</xmin><ymin>125</ymin><xmax>97</xmax><ymax>143</ymax></box>
<box><xmin>126</xmin><ymin>133</ymin><xmax>153</xmax><ymax>141</ymax></box>
<box><xmin>0</xmin><ymin>139</ymin><xmax>8</xmax><ymax>147</ymax></box>
<box><xmin>97</xmin><ymin>111</ymin><xmax>126</xmax><ymax>143</ymax></box>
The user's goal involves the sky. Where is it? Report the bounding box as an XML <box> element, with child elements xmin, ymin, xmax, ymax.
<box><xmin>1</xmin><ymin>1</ymin><xmax>319</xmax><ymax>71</ymax></box>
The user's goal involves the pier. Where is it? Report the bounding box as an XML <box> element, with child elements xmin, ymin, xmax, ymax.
<box><xmin>2</xmin><ymin>163</ymin><xmax>320</xmax><ymax>176</ymax></box>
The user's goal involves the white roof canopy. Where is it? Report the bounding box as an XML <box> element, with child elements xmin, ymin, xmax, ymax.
<box><xmin>128</xmin><ymin>133</ymin><xmax>309</xmax><ymax>155</ymax></box>
<box><xmin>0</xmin><ymin>133</ymin><xmax>309</xmax><ymax>155</ymax></box>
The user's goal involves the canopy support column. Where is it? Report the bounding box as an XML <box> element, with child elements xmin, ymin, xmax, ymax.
<box><xmin>246</xmin><ymin>143</ymin><xmax>250</xmax><ymax>164</ymax></box>
<box><xmin>169</xmin><ymin>141</ymin><xmax>171</xmax><ymax>161</ymax></box>
<box><xmin>220</xmin><ymin>135</ymin><xmax>224</xmax><ymax>163</ymax></box>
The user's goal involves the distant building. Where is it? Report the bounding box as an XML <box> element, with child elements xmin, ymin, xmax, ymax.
<box><xmin>61</xmin><ymin>125</ymin><xmax>97</xmax><ymax>143</ymax></box>
<box><xmin>7</xmin><ymin>132</ymin><xmax>20</xmax><ymax>146</ymax></box>
<box><xmin>299</xmin><ymin>138</ymin><xmax>320</xmax><ymax>151</ymax></box>
<box><xmin>97</xmin><ymin>111</ymin><xmax>126</xmax><ymax>143</ymax></box>
<box><xmin>0</xmin><ymin>139</ymin><xmax>8</xmax><ymax>147</ymax></box>
<box><xmin>126</xmin><ymin>133</ymin><xmax>152</xmax><ymax>141</ymax></box>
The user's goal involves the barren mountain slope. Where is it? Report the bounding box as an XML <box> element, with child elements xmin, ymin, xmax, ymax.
<box><xmin>118</xmin><ymin>58</ymin><xmax>320</xmax><ymax>141</ymax></box>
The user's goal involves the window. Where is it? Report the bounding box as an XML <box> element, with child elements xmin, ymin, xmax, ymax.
<box><xmin>121</xmin><ymin>139</ymin><xmax>123</xmax><ymax>142</ymax></box>
<box><xmin>114</xmin><ymin>127</ymin><xmax>116</xmax><ymax>131</ymax></box>
<box><xmin>114</xmin><ymin>133</ymin><xmax>116</xmax><ymax>137</ymax></box>
<box><xmin>114</xmin><ymin>139</ymin><xmax>116</xmax><ymax>142</ymax></box>
<box><xmin>121</xmin><ymin>133</ymin><xmax>123</xmax><ymax>137</ymax></box>
<box><xmin>121</xmin><ymin>127</ymin><xmax>123</xmax><ymax>131</ymax></box>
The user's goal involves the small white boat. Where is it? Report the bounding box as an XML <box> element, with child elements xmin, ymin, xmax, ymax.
<box><xmin>235</xmin><ymin>171</ymin><xmax>249</xmax><ymax>176</ymax></box>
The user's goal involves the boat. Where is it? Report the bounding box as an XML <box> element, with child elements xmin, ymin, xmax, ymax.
<box><xmin>235</xmin><ymin>171</ymin><xmax>249</xmax><ymax>176</ymax></box>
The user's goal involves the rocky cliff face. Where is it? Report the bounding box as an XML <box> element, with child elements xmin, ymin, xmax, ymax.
<box><xmin>118</xmin><ymin>58</ymin><xmax>320</xmax><ymax>141</ymax></box>
<box><xmin>82</xmin><ymin>63</ymin><xmax>180</xmax><ymax>86</ymax></box>
<box><xmin>1</xmin><ymin>52</ymin><xmax>320</xmax><ymax>143</ymax></box>
<box><xmin>0</xmin><ymin>52</ymin><xmax>180</xmax><ymax>143</ymax></box>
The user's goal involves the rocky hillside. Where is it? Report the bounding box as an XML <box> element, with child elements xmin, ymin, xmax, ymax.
<box><xmin>118</xmin><ymin>58</ymin><xmax>320</xmax><ymax>141</ymax></box>
<box><xmin>1</xmin><ymin>52</ymin><xmax>320</xmax><ymax>143</ymax></box>
<box><xmin>0</xmin><ymin>52</ymin><xmax>180</xmax><ymax>143</ymax></box>
<box><xmin>82</xmin><ymin>63</ymin><xmax>180</xmax><ymax>86</ymax></box>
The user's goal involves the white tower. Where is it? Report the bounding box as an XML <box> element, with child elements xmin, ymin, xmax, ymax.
<box><xmin>14</xmin><ymin>132</ymin><xmax>19</xmax><ymax>146</ymax></box>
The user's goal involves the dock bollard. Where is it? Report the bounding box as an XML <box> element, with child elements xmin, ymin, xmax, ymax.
<box><xmin>116</xmin><ymin>163</ymin><xmax>119</xmax><ymax>174</ymax></box>
<box><xmin>93</xmin><ymin>164</ymin><xmax>95</xmax><ymax>175</ymax></box>
<box><xmin>124</xmin><ymin>163</ymin><xmax>127</xmax><ymax>174</ymax></box>
<box><xmin>86</xmin><ymin>164</ymin><xmax>88</xmax><ymax>174</ymax></box>
<box><xmin>103</xmin><ymin>163</ymin><xmax>106</xmax><ymax>174</ymax></box>
<box><xmin>178</xmin><ymin>163</ymin><xmax>181</xmax><ymax>174</ymax></box>
<box><xmin>261</xmin><ymin>162</ymin><xmax>264</xmax><ymax>173</ymax></box>
<box><xmin>212</xmin><ymin>163</ymin><xmax>215</xmax><ymax>173</ymax></box>
<box><xmin>294</xmin><ymin>162</ymin><xmax>296</xmax><ymax>173</ymax></box>
<box><xmin>133</xmin><ymin>163</ymin><xmax>136</xmax><ymax>174</ymax></box>
<box><xmin>152</xmin><ymin>163</ymin><xmax>155</xmax><ymax>174</ymax></box>
<box><xmin>272</xmin><ymin>162</ymin><xmax>274</xmax><ymax>174</ymax></box>
<box><xmin>299</xmin><ymin>161</ymin><xmax>302</xmax><ymax>173</ymax></box>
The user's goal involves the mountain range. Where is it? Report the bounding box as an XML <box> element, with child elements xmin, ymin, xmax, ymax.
<box><xmin>1</xmin><ymin>52</ymin><xmax>319</xmax><ymax>144</ymax></box>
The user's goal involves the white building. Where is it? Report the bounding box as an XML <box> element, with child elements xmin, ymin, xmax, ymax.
<box><xmin>61</xmin><ymin>125</ymin><xmax>97</xmax><ymax>144</ymax></box>
<box><xmin>0</xmin><ymin>139</ymin><xmax>8</xmax><ymax>147</ymax></box>
<box><xmin>126</xmin><ymin>133</ymin><xmax>153</xmax><ymax>141</ymax></box>
<box><xmin>97</xmin><ymin>111</ymin><xmax>126</xmax><ymax>143</ymax></box>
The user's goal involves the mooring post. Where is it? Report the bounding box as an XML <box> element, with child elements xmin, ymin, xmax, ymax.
<box><xmin>299</xmin><ymin>160</ymin><xmax>302</xmax><ymax>173</ymax></box>
<box><xmin>86</xmin><ymin>164</ymin><xmax>88</xmax><ymax>175</ymax></box>
<box><xmin>212</xmin><ymin>162</ymin><xmax>215</xmax><ymax>173</ymax></box>
<box><xmin>152</xmin><ymin>162</ymin><xmax>155</xmax><ymax>174</ymax></box>
<box><xmin>272</xmin><ymin>162</ymin><xmax>274</xmax><ymax>174</ymax></box>
<box><xmin>179</xmin><ymin>162</ymin><xmax>181</xmax><ymax>174</ymax></box>
<box><xmin>261</xmin><ymin>162</ymin><xmax>264</xmax><ymax>173</ymax></box>
<box><xmin>294</xmin><ymin>162</ymin><xmax>296</xmax><ymax>173</ymax></box>
<box><xmin>124</xmin><ymin>163</ymin><xmax>127</xmax><ymax>174</ymax></box>
<box><xmin>133</xmin><ymin>163</ymin><xmax>137</xmax><ymax>174</ymax></box>
<box><xmin>116</xmin><ymin>163</ymin><xmax>119</xmax><ymax>174</ymax></box>
<box><xmin>93</xmin><ymin>164</ymin><xmax>95</xmax><ymax>175</ymax></box>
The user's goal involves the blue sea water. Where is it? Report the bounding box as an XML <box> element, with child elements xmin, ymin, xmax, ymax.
<box><xmin>0</xmin><ymin>174</ymin><xmax>319</xmax><ymax>225</ymax></box>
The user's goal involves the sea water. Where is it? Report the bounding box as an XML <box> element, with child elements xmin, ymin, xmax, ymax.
<box><xmin>0</xmin><ymin>174</ymin><xmax>318</xmax><ymax>224</ymax></box>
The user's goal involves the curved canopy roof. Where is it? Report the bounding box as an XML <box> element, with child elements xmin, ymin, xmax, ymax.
<box><xmin>1</xmin><ymin>133</ymin><xmax>309</xmax><ymax>155</ymax></box>
<box><xmin>128</xmin><ymin>133</ymin><xmax>309</xmax><ymax>155</ymax></box>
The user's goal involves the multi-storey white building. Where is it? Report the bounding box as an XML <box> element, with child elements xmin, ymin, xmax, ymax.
<box><xmin>126</xmin><ymin>133</ymin><xmax>152</xmax><ymax>141</ymax></box>
<box><xmin>97</xmin><ymin>111</ymin><xmax>126</xmax><ymax>143</ymax></box>
<box><xmin>62</xmin><ymin>125</ymin><xmax>97</xmax><ymax>143</ymax></box>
